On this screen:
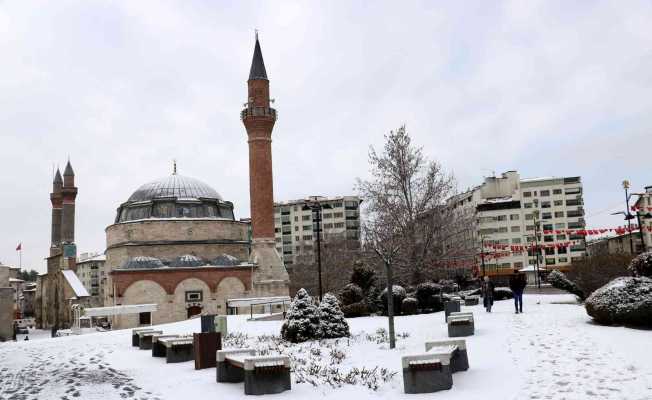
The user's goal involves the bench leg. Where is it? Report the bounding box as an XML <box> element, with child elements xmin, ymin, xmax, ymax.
<box><xmin>448</xmin><ymin>323</ymin><xmax>474</xmax><ymax>338</ymax></box>
<box><xmin>132</xmin><ymin>334</ymin><xmax>139</xmax><ymax>347</ymax></box>
<box><xmin>450</xmin><ymin>349</ymin><xmax>469</xmax><ymax>372</ymax></box>
<box><xmin>244</xmin><ymin>368</ymin><xmax>292</xmax><ymax>395</ymax></box>
<box><xmin>402</xmin><ymin>365</ymin><xmax>453</xmax><ymax>394</ymax></box>
<box><xmin>217</xmin><ymin>361</ymin><xmax>245</xmax><ymax>383</ymax></box>
<box><xmin>152</xmin><ymin>342</ymin><xmax>166</xmax><ymax>358</ymax></box>
<box><xmin>139</xmin><ymin>337</ymin><xmax>153</xmax><ymax>350</ymax></box>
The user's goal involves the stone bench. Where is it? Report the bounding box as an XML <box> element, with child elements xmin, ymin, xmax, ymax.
<box><xmin>217</xmin><ymin>349</ymin><xmax>291</xmax><ymax>395</ymax></box>
<box><xmin>137</xmin><ymin>330</ymin><xmax>163</xmax><ymax>350</ymax></box>
<box><xmin>151</xmin><ymin>334</ymin><xmax>182</xmax><ymax>358</ymax></box>
<box><xmin>464</xmin><ymin>295</ymin><xmax>479</xmax><ymax>306</ymax></box>
<box><xmin>132</xmin><ymin>328</ymin><xmax>156</xmax><ymax>347</ymax></box>
<box><xmin>161</xmin><ymin>338</ymin><xmax>194</xmax><ymax>363</ymax></box>
<box><xmin>447</xmin><ymin>312</ymin><xmax>474</xmax><ymax>337</ymax></box>
<box><xmin>402</xmin><ymin>339</ymin><xmax>468</xmax><ymax>394</ymax></box>
<box><xmin>444</xmin><ymin>300</ymin><xmax>462</xmax><ymax>320</ymax></box>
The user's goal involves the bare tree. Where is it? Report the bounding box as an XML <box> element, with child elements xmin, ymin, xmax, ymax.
<box><xmin>357</xmin><ymin>125</ymin><xmax>466</xmax><ymax>285</ymax></box>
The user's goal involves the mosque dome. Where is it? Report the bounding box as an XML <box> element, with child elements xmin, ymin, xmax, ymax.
<box><xmin>128</xmin><ymin>174</ymin><xmax>222</xmax><ymax>202</ymax></box>
<box><xmin>211</xmin><ymin>254</ymin><xmax>241</xmax><ymax>266</ymax></box>
<box><xmin>115</xmin><ymin>173</ymin><xmax>235</xmax><ymax>223</ymax></box>
<box><xmin>169</xmin><ymin>254</ymin><xmax>205</xmax><ymax>268</ymax></box>
<box><xmin>120</xmin><ymin>256</ymin><xmax>165</xmax><ymax>269</ymax></box>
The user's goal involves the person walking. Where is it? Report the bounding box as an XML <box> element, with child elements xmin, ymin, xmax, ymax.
<box><xmin>482</xmin><ymin>276</ymin><xmax>495</xmax><ymax>313</ymax></box>
<box><xmin>509</xmin><ymin>270</ymin><xmax>527</xmax><ymax>313</ymax></box>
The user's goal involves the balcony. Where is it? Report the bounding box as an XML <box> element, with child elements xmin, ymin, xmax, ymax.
<box><xmin>240</xmin><ymin>106</ymin><xmax>277</xmax><ymax>120</ymax></box>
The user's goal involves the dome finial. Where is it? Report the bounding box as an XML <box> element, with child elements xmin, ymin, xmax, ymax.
<box><xmin>172</xmin><ymin>159</ymin><xmax>177</xmax><ymax>175</ymax></box>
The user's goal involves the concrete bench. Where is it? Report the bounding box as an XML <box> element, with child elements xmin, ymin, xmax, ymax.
<box><xmin>401</xmin><ymin>339</ymin><xmax>469</xmax><ymax>394</ymax></box>
<box><xmin>447</xmin><ymin>312</ymin><xmax>474</xmax><ymax>337</ymax></box>
<box><xmin>464</xmin><ymin>295</ymin><xmax>479</xmax><ymax>306</ymax></box>
<box><xmin>151</xmin><ymin>334</ymin><xmax>182</xmax><ymax>357</ymax></box>
<box><xmin>137</xmin><ymin>330</ymin><xmax>163</xmax><ymax>350</ymax></box>
<box><xmin>217</xmin><ymin>349</ymin><xmax>291</xmax><ymax>395</ymax></box>
<box><xmin>161</xmin><ymin>338</ymin><xmax>194</xmax><ymax>363</ymax></box>
<box><xmin>132</xmin><ymin>328</ymin><xmax>156</xmax><ymax>347</ymax></box>
<box><xmin>444</xmin><ymin>300</ymin><xmax>461</xmax><ymax>320</ymax></box>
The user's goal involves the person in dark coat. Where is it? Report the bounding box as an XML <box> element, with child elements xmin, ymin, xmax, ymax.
<box><xmin>509</xmin><ymin>271</ymin><xmax>527</xmax><ymax>313</ymax></box>
<box><xmin>482</xmin><ymin>276</ymin><xmax>495</xmax><ymax>312</ymax></box>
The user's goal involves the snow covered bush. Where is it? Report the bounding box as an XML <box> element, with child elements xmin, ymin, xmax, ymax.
<box><xmin>438</xmin><ymin>279</ymin><xmax>459</xmax><ymax>294</ymax></box>
<box><xmin>628</xmin><ymin>252</ymin><xmax>652</xmax><ymax>277</ymax></box>
<box><xmin>365</xmin><ymin>285</ymin><xmax>382</xmax><ymax>314</ymax></box>
<box><xmin>459</xmin><ymin>288</ymin><xmax>481</xmax><ymax>299</ymax></box>
<box><xmin>548</xmin><ymin>270</ymin><xmax>585</xmax><ymax>299</ymax></box>
<box><xmin>493</xmin><ymin>287</ymin><xmax>513</xmax><ymax>300</ymax></box>
<box><xmin>340</xmin><ymin>283</ymin><xmax>364</xmax><ymax>306</ymax></box>
<box><xmin>350</xmin><ymin>263</ymin><xmax>377</xmax><ymax>291</ymax></box>
<box><xmin>341</xmin><ymin>301</ymin><xmax>369</xmax><ymax>318</ymax></box>
<box><xmin>415</xmin><ymin>282</ymin><xmax>442</xmax><ymax>311</ymax></box>
<box><xmin>585</xmin><ymin>276</ymin><xmax>652</xmax><ymax>327</ymax></box>
<box><xmin>281</xmin><ymin>288</ymin><xmax>320</xmax><ymax>343</ymax></box>
<box><xmin>379</xmin><ymin>285</ymin><xmax>406</xmax><ymax>315</ymax></box>
<box><xmin>401</xmin><ymin>297</ymin><xmax>418</xmax><ymax>315</ymax></box>
<box><xmin>318</xmin><ymin>293</ymin><xmax>350</xmax><ymax>338</ymax></box>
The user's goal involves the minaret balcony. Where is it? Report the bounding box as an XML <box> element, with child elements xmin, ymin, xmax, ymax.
<box><xmin>241</xmin><ymin>106</ymin><xmax>277</xmax><ymax>121</ymax></box>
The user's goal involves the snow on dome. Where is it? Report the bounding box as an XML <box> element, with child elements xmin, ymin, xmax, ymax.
<box><xmin>120</xmin><ymin>256</ymin><xmax>165</xmax><ymax>269</ymax></box>
<box><xmin>127</xmin><ymin>174</ymin><xmax>222</xmax><ymax>202</ymax></box>
<box><xmin>211</xmin><ymin>254</ymin><xmax>240</xmax><ymax>266</ymax></box>
<box><xmin>169</xmin><ymin>254</ymin><xmax>204</xmax><ymax>268</ymax></box>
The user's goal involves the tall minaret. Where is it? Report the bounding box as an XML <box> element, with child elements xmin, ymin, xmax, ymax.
<box><xmin>50</xmin><ymin>168</ymin><xmax>63</xmax><ymax>255</ymax></box>
<box><xmin>241</xmin><ymin>34</ymin><xmax>289</xmax><ymax>292</ymax></box>
<box><xmin>61</xmin><ymin>160</ymin><xmax>78</xmax><ymax>245</ymax></box>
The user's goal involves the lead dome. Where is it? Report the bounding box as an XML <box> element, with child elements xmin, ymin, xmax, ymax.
<box><xmin>115</xmin><ymin>174</ymin><xmax>236</xmax><ymax>223</ymax></box>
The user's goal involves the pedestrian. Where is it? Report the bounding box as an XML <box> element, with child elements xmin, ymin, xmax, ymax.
<box><xmin>482</xmin><ymin>276</ymin><xmax>494</xmax><ymax>313</ymax></box>
<box><xmin>509</xmin><ymin>270</ymin><xmax>527</xmax><ymax>313</ymax></box>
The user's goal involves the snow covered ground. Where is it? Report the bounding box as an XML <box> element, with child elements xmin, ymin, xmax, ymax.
<box><xmin>1</xmin><ymin>294</ymin><xmax>651</xmax><ymax>400</ymax></box>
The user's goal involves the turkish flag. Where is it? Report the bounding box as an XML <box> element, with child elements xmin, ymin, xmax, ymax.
<box><xmin>16</xmin><ymin>243</ymin><xmax>21</xmax><ymax>251</ymax></box>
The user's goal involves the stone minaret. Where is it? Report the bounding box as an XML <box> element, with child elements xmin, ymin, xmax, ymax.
<box><xmin>241</xmin><ymin>34</ymin><xmax>289</xmax><ymax>292</ymax></box>
<box><xmin>50</xmin><ymin>169</ymin><xmax>63</xmax><ymax>256</ymax></box>
<box><xmin>61</xmin><ymin>160</ymin><xmax>78</xmax><ymax>245</ymax></box>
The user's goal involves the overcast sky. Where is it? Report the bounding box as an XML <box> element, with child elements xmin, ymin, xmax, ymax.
<box><xmin>1</xmin><ymin>1</ymin><xmax>650</xmax><ymax>272</ymax></box>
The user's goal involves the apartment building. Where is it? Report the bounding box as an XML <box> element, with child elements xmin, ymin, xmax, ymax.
<box><xmin>273</xmin><ymin>196</ymin><xmax>361</xmax><ymax>265</ymax></box>
<box><xmin>452</xmin><ymin>171</ymin><xmax>586</xmax><ymax>277</ymax></box>
<box><xmin>75</xmin><ymin>253</ymin><xmax>106</xmax><ymax>306</ymax></box>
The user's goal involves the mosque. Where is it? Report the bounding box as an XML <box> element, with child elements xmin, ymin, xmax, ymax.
<box><xmin>38</xmin><ymin>35</ymin><xmax>290</xmax><ymax>329</ymax></box>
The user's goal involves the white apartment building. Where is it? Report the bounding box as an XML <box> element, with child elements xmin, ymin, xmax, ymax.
<box><xmin>452</xmin><ymin>171</ymin><xmax>586</xmax><ymax>277</ymax></box>
<box><xmin>75</xmin><ymin>253</ymin><xmax>106</xmax><ymax>305</ymax></box>
<box><xmin>273</xmin><ymin>196</ymin><xmax>361</xmax><ymax>265</ymax></box>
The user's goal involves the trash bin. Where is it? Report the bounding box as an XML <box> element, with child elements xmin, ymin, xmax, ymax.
<box><xmin>193</xmin><ymin>332</ymin><xmax>222</xmax><ymax>370</ymax></box>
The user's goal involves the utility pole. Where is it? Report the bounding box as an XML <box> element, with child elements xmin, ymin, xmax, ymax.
<box><xmin>532</xmin><ymin>210</ymin><xmax>541</xmax><ymax>289</ymax></box>
<box><xmin>623</xmin><ymin>180</ymin><xmax>635</xmax><ymax>254</ymax></box>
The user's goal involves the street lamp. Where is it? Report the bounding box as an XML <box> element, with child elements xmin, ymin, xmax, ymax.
<box><xmin>532</xmin><ymin>209</ymin><xmax>542</xmax><ymax>289</ymax></box>
<box><xmin>302</xmin><ymin>196</ymin><xmax>332</xmax><ymax>302</ymax></box>
<box><xmin>622</xmin><ymin>180</ymin><xmax>635</xmax><ymax>254</ymax></box>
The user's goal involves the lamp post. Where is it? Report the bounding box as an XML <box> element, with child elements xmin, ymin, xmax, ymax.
<box><xmin>302</xmin><ymin>196</ymin><xmax>331</xmax><ymax>302</ymax></box>
<box><xmin>532</xmin><ymin>210</ymin><xmax>542</xmax><ymax>289</ymax></box>
<box><xmin>622</xmin><ymin>180</ymin><xmax>635</xmax><ymax>254</ymax></box>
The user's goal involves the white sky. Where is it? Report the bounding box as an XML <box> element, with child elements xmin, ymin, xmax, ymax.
<box><xmin>1</xmin><ymin>1</ymin><xmax>651</xmax><ymax>272</ymax></box>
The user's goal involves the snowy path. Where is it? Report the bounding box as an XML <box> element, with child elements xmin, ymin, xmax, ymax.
<box><xmin>1</xmin><ymin>295</ymin><xmax>651</xmax><ymax>400</ymax></box>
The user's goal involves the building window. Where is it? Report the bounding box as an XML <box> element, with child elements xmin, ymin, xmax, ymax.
<box><xmin>334</xmin><ymin>222</ymin><xmax>345</xmax><ymax>228</ymax></box>
<box><xmin>302</xmin><ymin>235</ymin><xmax>313</xmax><ymax>240</ymax></box>
<box><xmin>295</xmin><ymin>236</ymin><xmax>299</xmax><ymax>241</ymax></box>
<box><xmin>511</xmin><ymin>226</ymin><xmax>520</xmax><ymax>232</ymax></box>
<box><xmin>302</xmin><ymin>225</ymin><xmax>311</xmax><ymax>230</ymax></box>
<box><xmin>546</xmin><ymin>258</ymin><xmax>556</xmax><ymax>265</ymax></box>
<box><xmin>540</xmin><ymin>190</ymin><xmax>550</xmax><ymax>197</ymax></box>
<box><xmin>139</xmin><ymin>312</ymin><xmax>151</xmax><ymax>325</ymax></box>
<box><xmin>512</xmin><ymin>238</ymin><xmax>522</xmax><ymax>244</ymax></box>
<box><xmin>333</xmin><ymin>202</ymin><xmax>343</xmax><ymax>208</ymax></box>
<box><xmin>541</xmin><ymin>201</ymin><xmax>551</xmax><ymax>208</ymax></box>
<box><xmin>333</xmin><ymin>212</ymin><xmax>344</xmax><ymax>218</ymax></box>
<box><xmin>556</xmin><ymin>235</ymin><xmax>567</xmax><ymax>241</ymax></box>
<box><xmin>185</xmin><ymin>291</ymin><xmax>203</xmax><ymax>302</ymax></box>
<box><xmin>544</xmin><ymin>235</ymin><xmax>554</xmax><ymax>242</ymax></box>
<box><xmin>554</xmin><ymin>211</ymin><xmax>564</xmax><ymax>218</ymax></box>
<box><xmin>302</xmin><ymin>215</ymin><xmax>311</xmax><ymax>221</ymax></box>
<box><xmin>294</xmin><ymin>226</ymin><xmax>299</xmax><ymax>231</ymax></box>
<box><xmin>323</xmin><ymin>213</ymin><xmax>332</xmax><ymax>219</ymax></box>
<box><xmin>323</xmin><ymin>223</ymin><xmax>333</xmax><ymax>229</ymax></box>
<box><xmin>554</xmin><ymin>200</ymin><xmax>563</xmax><ymax>206</ymax></box>
<box><xmin>525</xmin><ymin>214</ymin><xmax>534</xmax><ymax>220</ymax></box>
<box><xmin>523</xmin><ymin>192</ymin><xmax>532</xmax><ymax>197</ymax></box>
<box><xmin>524</xmin><ymin>203</ymin><xmax>532</xmax><ymax>209</ymax></box>
<box><xmin>294</xmin><ymin>216</ymin><xmax>298</xmax><ymax>222</ymax></box>
<box><xmin>542</xmin><ymin>212</ymin><xmax>552</xmax><ymax>220</ymax></box>
<box><xmin>526</xmin><ymin>225</ymin><xmax>535</xmax><ymax>231</ymax></box>
<box><xmin>510</xmin><ymin>214</ymin><xmax>520</xmax><ymax>220</ymax></box>
<box><xmin>553</xmin><ymin>189</ymin><xmax>562</xmax><ymax>195</ymax></box>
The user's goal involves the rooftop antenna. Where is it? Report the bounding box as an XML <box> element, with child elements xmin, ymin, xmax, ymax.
<box><xmin>172</xmin><ymin>159</ymin><xmax>177</xmax><ymax>175</ymax></box>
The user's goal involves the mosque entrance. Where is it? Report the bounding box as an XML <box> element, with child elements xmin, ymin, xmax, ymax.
<box><xmin>187</xmin><ymin>306</ymin><xmax>202</xmax><ymax>318</ymax></box>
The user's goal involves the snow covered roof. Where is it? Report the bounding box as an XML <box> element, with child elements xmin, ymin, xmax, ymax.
<box><xmin>520</xmin><ymin>176</ymin><xmax>556</xmax><ymax>183</ymax></box>
<box><xmin>9</xmin><ymin>278</ymin><xmax>25</xmax><ymax>283</ymax></box>
<box><xmin>226</xmin><ymin>296</ymin><xmax>291</xmax><ymax>308</ymax></box>
<box><xmin>77</xmin><ymin>254</ymin><xmax>106</xmax><ymax>263</ymax></box>
<box><xmin>62</xmin><ymin>270</ymin><xmax>90</xmax><ymax>297</ymax></box>
<box><xmin>84</xmin><ymin>304</ymin><xmax>158</xmax><ymax>317</ymax></box>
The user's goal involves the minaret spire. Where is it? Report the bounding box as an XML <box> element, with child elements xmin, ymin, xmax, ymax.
<box><xmin>249</xmin><ymin>32</ymin><xmax>268</xmax><ymax>80</ymax></box>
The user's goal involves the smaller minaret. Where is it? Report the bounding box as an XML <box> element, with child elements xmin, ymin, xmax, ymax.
<box><xmin>61</xmin><ymin>160</ymin><xmax>78</xmax><ymax>245</ymax></box>
<box><xmin>50</xmin><ymin>169</ymin><xmax>63</xmax><ymax>252</ymax></box>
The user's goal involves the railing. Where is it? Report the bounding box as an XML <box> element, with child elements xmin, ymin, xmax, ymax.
<box><xmin>240</xmin><ymin>106</ymin><xmax>277</xmax><ymax>120</ymax></box>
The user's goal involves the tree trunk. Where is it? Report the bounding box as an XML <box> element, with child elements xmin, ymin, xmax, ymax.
<box><xmin>384</xmin><ymin>259</ymin><xmax>396</xmax><ymax>349</ymax></box>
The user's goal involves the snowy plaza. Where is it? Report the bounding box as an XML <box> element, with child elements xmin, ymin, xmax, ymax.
<box><xmin>1</xmin><ymin>293</ymin><xmax>651</xmax><ymax>400</ymax></box>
